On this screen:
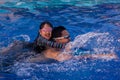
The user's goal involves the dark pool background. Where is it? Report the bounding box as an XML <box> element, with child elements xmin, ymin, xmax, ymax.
<box><xmin>0</xmin><ymin>0</ymin><xmax>120</xmax><ymax>80</ymax></box>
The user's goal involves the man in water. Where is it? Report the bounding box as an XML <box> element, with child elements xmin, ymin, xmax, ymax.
<box><xmin>43</xmin><ymin>26</ymin><xmax>118</xmax><ymax>61</ymax></box>
<box><xmin>43</xmin><ymin>26</ymin><xmax>72</xmax><ymax>61</ymax></box>
<box><xmin>27</xmin><ymin>26</ymin><xmax>71</xmax><ymax>62</ymax></box>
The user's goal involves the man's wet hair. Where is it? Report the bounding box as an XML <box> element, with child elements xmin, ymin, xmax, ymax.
<box><xmin>51</xmin><ymin>26</ymin><xmax>66</xmax><ymax>40</ymax></box>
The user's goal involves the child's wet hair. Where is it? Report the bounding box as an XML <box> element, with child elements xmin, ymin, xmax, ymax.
<box><xmin>39</xmin><ymin>21</ymin><xmax>53</xmax><ymax>29</ymax></box>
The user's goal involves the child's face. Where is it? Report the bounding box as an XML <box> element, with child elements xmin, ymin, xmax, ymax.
<box><xmin>39</xmin><ymin>24</ymin><xmax>52</xmax><ymax>40</ymax></box>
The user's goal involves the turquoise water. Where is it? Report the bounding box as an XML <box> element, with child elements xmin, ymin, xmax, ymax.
<box><xmin>0</xmin><ymin>0</ymin><xmax>120</xmax><ymax>12</ymax></box>
<box><xmin>0</xmin><ymin>0</ymin><xmax>120</xmax><ymax>80</ymax></box>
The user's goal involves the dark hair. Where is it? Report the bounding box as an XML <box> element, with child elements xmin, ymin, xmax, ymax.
<box><xmin>51</xmin><ymin>26</ymin><xmax>66</xmax><ymax>39</ymax></box>
<box><xmin>39</xmin><ymin>21</ymin><xmax>53</xmax><ymax>29</ymax></box>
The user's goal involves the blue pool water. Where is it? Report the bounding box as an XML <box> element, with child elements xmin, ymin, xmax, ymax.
<box><xmin>0</xmin><ymin>0</ymin><xmax>120</xmax><ymax>80</ymax></box>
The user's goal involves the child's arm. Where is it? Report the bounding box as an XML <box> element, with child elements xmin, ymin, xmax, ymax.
<box><xmin>37</xmin><ymin>35</ymin><xmax>66</xmax><ymax>48</ymax></box>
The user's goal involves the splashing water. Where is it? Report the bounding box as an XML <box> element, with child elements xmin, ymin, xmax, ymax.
<box><xmin>13</xmin><ymin>34</ymin><xmax>30</xmax><ymax>41</ymax></box>
<box><xmin>70</xmin><ymin>32</ymin><xmax>115</xmax><ymax>55</ymax></box>
<box><xmin>0</xmin><ymin>0</ymin><xmax>120</xmax><ymax>80</ymax></box>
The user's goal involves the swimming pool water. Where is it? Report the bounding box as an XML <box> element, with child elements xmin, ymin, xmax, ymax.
<box><xmin>0</xmin><ymin>0</ymin><xmax>120</xmax><ymax>80</ymax></box>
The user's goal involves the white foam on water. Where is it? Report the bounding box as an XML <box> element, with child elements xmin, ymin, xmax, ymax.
<box><xmin>118</xmin><ymin>39</ymin><xmax>120</xmax><ymax>42</ymax></box>
<box><xmin>13</xmin><ymin>63</ymin><xmax>33</xmax><ymax>77</ymax></box>
<box><xmin>91</xmin><ymin>53</ymin><xmax>118</xmax><ymax>61</ymax></box>
<box><xmin>72</xmin><ymin>32</ymin><xmax>109</xmax><ymax>48</ymax></box>
<box><xmin>16</xmin><ymin>2</ymin><xmax>25</xmax><ymax>6</ymax></box>
<box><xmin>12</xmin><ymin>60</ymin><xmax>82</xmax><ymax>78</ymax></box>
<box><xmin>13</xmin><ymin>34</ymin><xmax>30</xmax><ymax>42</ymax></box>
<box><xmin>67</xmin><ymin>32</ymin><xmax>115</xmax><ymax>54</ymax></box>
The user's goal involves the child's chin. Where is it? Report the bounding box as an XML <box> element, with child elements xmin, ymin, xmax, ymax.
<box><xmin>45</xmin><ymin>37</ymin><xmax>50</xmax><ymax>40</ymax></box>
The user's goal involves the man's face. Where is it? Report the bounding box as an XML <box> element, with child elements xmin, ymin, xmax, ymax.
<box><xmin>39</xmin><ymin>24</ymin><xmax>52</xmax><ymax>40</ymax></box>
<box><xmin>55</xmin><ymin>30</ymin><xmax>70</xmax><ymax>43</ymax></box>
